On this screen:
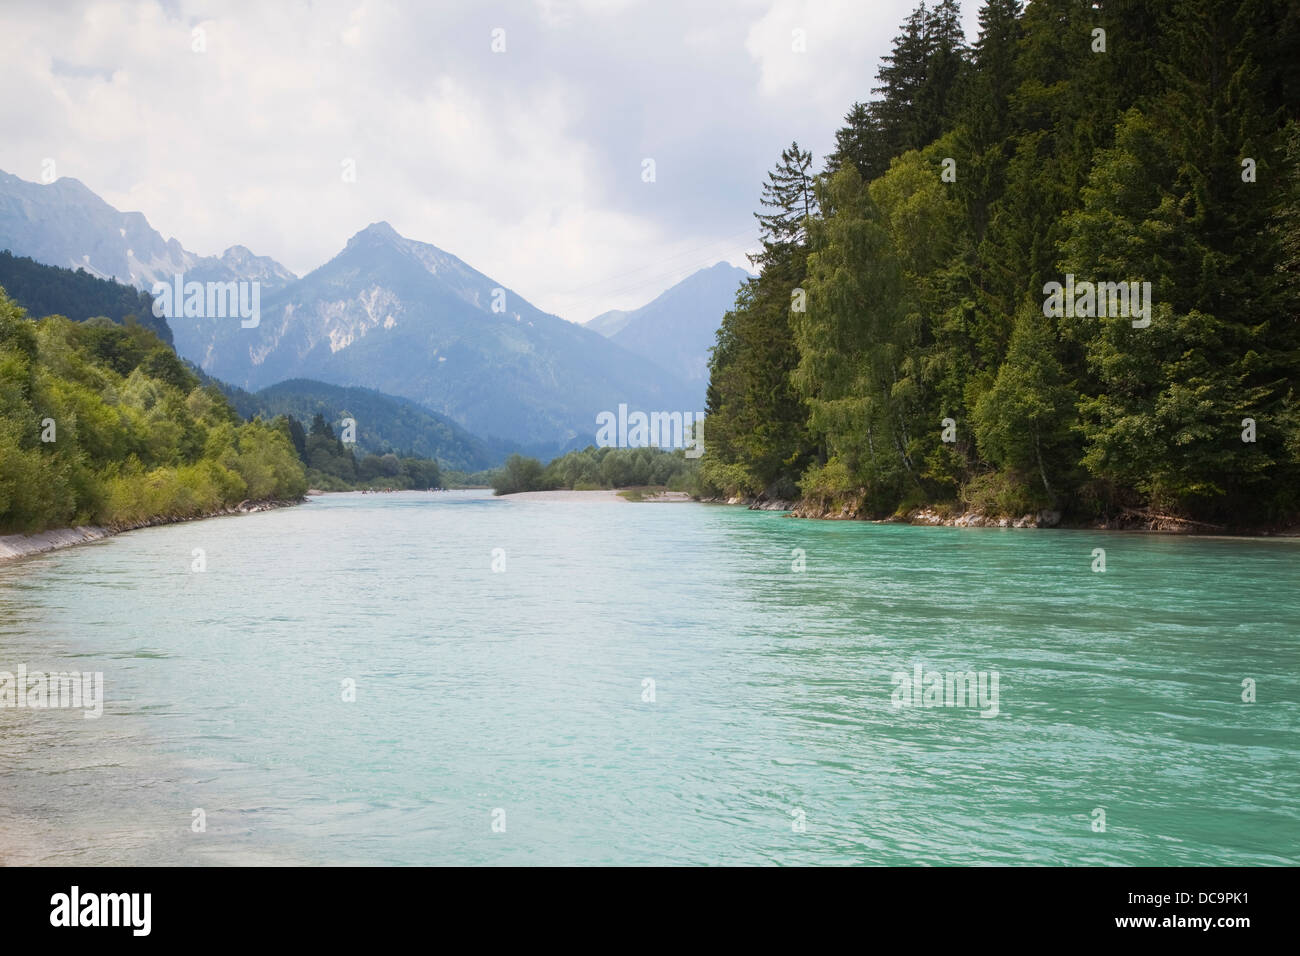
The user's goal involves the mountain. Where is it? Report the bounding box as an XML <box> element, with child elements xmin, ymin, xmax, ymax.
<box><xmin>584</xmin><ymin>262</ymin><xmax>751</xmax><ymax>403</ymax></box>
<box><xmin>204</xmin><ymin>244</ymin><xmax>297</xmax><ymax>289</ymax></box>
<box><xmin>222</xmin><ymin>378</ymin><xmax>505</xmax><ymax>473</ymax></box>
<box><xmin>0</xmin><ymin>170</ymin><xmax>698</xmax><ymax>448</ymax></box>
<box><xmin>0</xmin><ymin>169</ymin><xmax>295</xmax><ymax>295</ymax></box>
<box><xmin>178</xmin><ymin>222</ymin><xmax>696</xmax><ymax>446</ymax></box>
<box><xmin>584</xmin><ymin>308</ymin><xmax>632</xmax><ymax>337</ymax></box>
<box><xmin>0</xmin><ymin>250</ymin><xmax>172</xmax><ymax>345</ymax></box>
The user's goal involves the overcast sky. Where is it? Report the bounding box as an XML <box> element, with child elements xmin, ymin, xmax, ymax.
<box><xmin>1</xmin><ymin>0</ymin><xmax>979</xmax><ymax>321</ymax></box>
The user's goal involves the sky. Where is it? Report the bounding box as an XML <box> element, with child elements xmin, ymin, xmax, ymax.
<box><xmin>0</xmin><ymin>0</ymin><xmax>979</xmax><ymax>321</ymax></box>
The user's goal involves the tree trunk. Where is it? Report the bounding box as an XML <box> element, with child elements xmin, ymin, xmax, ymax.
<box><xmin>1035</xmin><ymin>432</ymin><xmax>1054</xmax><ymax>503</ymax></box>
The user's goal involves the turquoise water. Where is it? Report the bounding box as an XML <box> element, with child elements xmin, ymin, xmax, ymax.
<box><xmin>1</xmin><ymin>490</ymin><xmax>1297</xmax><ymax>865</ymax></box>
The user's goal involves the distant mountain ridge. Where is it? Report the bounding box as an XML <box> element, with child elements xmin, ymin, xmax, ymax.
<box><xmin>585</xmin><ymin>262</ymin><xmax>752</xmax><ymax>406</ymax></box>
<box><xmin>584</xmin><ymin>308</ymin><xmax>632</xmax><ymax>337</ymax></box>
<box><xmin>0</xmin><ymin>170</ymin><xmax>296</xmax><ymax>295</ymax></box>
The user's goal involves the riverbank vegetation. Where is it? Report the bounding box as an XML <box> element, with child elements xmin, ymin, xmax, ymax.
<box><xmin>491</xmin><ymin>446</ymin><xmax>698</xmax><ymax>496</ymax></box>
<box><xmin>702</xmin><ymin>0</ymin><xmax>1300</xmax><ymax>527</ymax></box>
<box><xmin>283</xmin><ymin>412</ymin><xmax>443</xmax><ymax>491</ymax></box>
<box><xmin>0</xmin><ymin>287</ymin><xmax>307</xmax><ymax>533</ymax></box>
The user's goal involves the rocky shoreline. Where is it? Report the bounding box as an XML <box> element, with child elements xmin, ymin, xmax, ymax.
<box><xmin>704</xmin><ymin>495</ymin><xmax>1295</xmax><ymax>535</ymax></box>
<box><xmin>0</xmin><ymin>498</ymin><xmax>303</xmax><ymax>565</ymax></box>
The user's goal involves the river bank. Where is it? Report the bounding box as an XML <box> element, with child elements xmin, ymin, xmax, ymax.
<box><xmin>498</xmin><ymin>489</ymin><xmax>628</xmax><ymax>502</ymax></box>
<box><xmin>706</xmin><ymin>494</ymin><xmax>1299</xmax><ymax>536</ymax></box>
<box><xmin>0</xmin><ymin>498</ymin><xmax>303</xmax><ymax>565</ymax></box>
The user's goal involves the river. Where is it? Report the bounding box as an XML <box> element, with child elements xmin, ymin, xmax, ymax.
<box><xmin>1</xmin><ymin>490</ymin><xmax>1296</xmax><ymax>864</ymax></box>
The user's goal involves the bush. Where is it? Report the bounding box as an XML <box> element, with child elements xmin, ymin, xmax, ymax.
<box><xmin>960</xmin><ymin>470</ymin><xmax>1046</xmax><ymax>518</ymax></box>
<box><xmin>493</xmin><ymin>454</ymin><xmax>547</xmax><ymax>495</ymax></box>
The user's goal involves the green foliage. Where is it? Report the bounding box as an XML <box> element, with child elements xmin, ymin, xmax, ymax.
<box><xmin>0</xmin><ymin>288</ymin><xmax>306</xmax><ymax>533</ymax></box>
<box><xmin>972</xmin><ymin>304</ymin><xmax>1078</xmax><ymax>502</ymax></box>
<box><xmin>799</xmin><ymin>162</ymin><xmax>908</xmax><ymax>503</ymax></box>
<box><xmin>284</xmin><ymin>410</ymin><xmax>443</xmax><ymax>491</ymax></box>
<box><xmin>441</xmin><ymin>468</ymin><xmax>496</xmax><ymax>489</ymax></box>
<box><xmin>492</xmin><ymin>453</ymin><xmax>547</xmax><ymax>496</ymax></box>
<box><xmin>960</xmin><ymin>468</ymin><xmax>1043</xmax><ymax>517</ymax></box>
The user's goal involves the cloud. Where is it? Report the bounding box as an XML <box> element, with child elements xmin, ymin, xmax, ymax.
<box><xmin>744</xmin><ymin>0</ymin><xmax>905</xmax><ymax>103</ymax></box>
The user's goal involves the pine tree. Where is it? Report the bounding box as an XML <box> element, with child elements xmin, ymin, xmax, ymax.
<box><xmin>824</xmin><ymin>102</ymin><xmax>886</xmax><ymax>181</ymax></box>
<box><xmin>309</xmin><ymin>413</ymin><xmax>334</xmax><ymax>440</ymax></box>
<box><xmin>870</xmin><ymin>3</ymin><xmax>933</xmax><ymax>160</ymax></box>
<box><xmin>754</xmin><ymin>141</ymin><xmax>817</xmax><ymax>261</ymax></box>
<box><xmin>913</xmin><ymin>0</ymin><xmax>968</xmax><ymax>146</ymax></box>
<box><xmin>962</xmin><ymin>0</ymin><xmax>1023</xmax><ymax>153</ymax></box>
<box><xmin>703</xmin><ymin>145</ymin><xmax>821</xmax><ymax>499</ymax></box>
<box><xmin>972</xmin><ymin>304</ymin><xmax>1078</xmax><ymax>504</ymax></box>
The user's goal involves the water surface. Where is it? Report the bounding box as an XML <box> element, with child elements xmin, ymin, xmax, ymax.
<box><xmin>1</xmin><ymin>491</ymin><xmax>1296</xmax><ymax>865</ymax></box>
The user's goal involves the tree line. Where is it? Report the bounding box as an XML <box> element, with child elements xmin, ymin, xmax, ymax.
<box><xmin>0</xmin><ymin>250</ymin><xmax>172</xmax><ymax>345</ymax></box>
<box><xmin>0</xmin><ymin>249</ymin><xmax>460</xmax><ymax>532</ymax></box>
<box><xmin>288</xmin><ymin>412</ymin><xmax>444</xmax><ymax>491</ymax></box>
<box><xmin>492</xmin><ymin>445</ymin><xmax>698</xmax><ymax>495</ymax></box>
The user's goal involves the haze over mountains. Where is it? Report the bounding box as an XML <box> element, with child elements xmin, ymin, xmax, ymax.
<box><xmin>0</xmin><ymin>169</ymin><xmax>747</xmax><ymax>453</ymax></box>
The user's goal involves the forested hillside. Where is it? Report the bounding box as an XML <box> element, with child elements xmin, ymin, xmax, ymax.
<box><xmin>703</xmin><ymin>0</ymin><xmax>1300</xmax><ymax>527</ymax></box>
<box><xmin>226</xmin><ymin>378</ymin><xmax>500</xmax><ymax>472</ymax></box>
<box><xmin>0</xmin><ymin>249</ymin><xmax>172</xmax><ymax>345</ymax></box>
<box><xmin>0</xmin><ymin>287</ymin><xmax>306</xmax><ymax>533</ymax></box>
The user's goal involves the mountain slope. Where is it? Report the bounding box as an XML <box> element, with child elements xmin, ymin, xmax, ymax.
<box><xmin>182</xmin><ymin>222</ymin><xmax>695</xmax><ymax>446</ymax></box>
<box><xmin>585</xmin><ymin>262</ymin><xmax>751</xmax><ymax>402</ymax></box>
